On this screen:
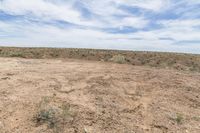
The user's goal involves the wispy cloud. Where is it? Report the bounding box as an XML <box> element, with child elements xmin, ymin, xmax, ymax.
<box><xmin>0</xmin><ymin>0</ymin><xmax>200</xmax><ymax>53</ymax></box>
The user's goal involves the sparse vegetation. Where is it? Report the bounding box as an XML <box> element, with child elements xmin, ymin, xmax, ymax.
<box><xmin>36</xmin><ymin>107</ymin><xmax>59</xmax><ymax>128</ymax></box>
<box><xmin>193</xmin><ymin>116</ymin><xmax>200</xmax><ymax>121</ymax></box>
<box><xmin>34</xmin><ymin>97</ymin><xmax>57</xmax><ymax>128</ymax></box>
<box><xmin>175</xmin><ymin>114</ymin><xmax>183</xmax><ymax>124</ymax></box>
<box><xmin>10</xmin><ymin>52</ymin><xmax>26</xmax><ymax>58</ymax></box>
<box><xmin>34</xmin><ymin>96</ymin><xmax>74</xmax><ymax>133</ymax></box>
<box><xmin>0</xmin><ymin>47</ymin><xmax>200</xmax><ymax>72</ymax></box>
<box><xmin>110</xmin><ymin>55</ymin><xmax>126</xmax><ymax>64</ymax></box>
<box><xmin>170</xmin><ymin>113</ymin><xmax>184</xmax><ymax>124</ymax></box>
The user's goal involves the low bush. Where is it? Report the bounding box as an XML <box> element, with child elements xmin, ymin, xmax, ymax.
<box><xmin>110</xmin><ymin>55</ymin><xmax>126</xmax><ymax>64</ymax></box>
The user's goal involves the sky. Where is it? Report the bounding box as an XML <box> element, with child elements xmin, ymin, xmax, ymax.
<box><xmin>0</xmin><ymin>0</ymin><xmax>200</xmax><ymax>54</ymax></box>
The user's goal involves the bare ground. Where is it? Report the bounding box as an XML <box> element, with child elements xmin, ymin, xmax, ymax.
<box><xmin>0</xmin><ymin>57</ymin><xmax>200</xmax><ymax>133</ymax></box>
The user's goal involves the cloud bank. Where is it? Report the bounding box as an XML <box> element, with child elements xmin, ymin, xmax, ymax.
<box><xmin>0</xmin><ymin>0</ymin><xmax>200</xmax><ymax>53</ymax></box>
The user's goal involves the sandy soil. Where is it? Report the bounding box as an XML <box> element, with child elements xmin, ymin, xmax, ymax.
<box><xmin>0</xmin><ymin>57</ymin><xmax>200</xmax><ymax>133</ymax></box>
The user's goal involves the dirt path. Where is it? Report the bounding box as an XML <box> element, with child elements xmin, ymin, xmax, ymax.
<box><xmin>0</xmin><ymin>58</ymin><xmax>200</xmax><ymax>133</ymax></box>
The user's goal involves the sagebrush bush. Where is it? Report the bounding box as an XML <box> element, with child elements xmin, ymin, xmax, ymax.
<box><xmin>34</xmin><ymin>96</ymin><xmax>74</xmax><ymax>133</ymax></box>
<box><xmin>110</xmin><ymin>55</ymin><xmax>126</xmax><ymax>64</ymax></box>
<box><xmin>175</xmin><ymin>113</ymin><xmax>183</xmax><ymax>124</ymax></box>
<box><xmin>36</xmin><ymin>107</ymin><xmax>59</xmax><ymax>128</ymax></box>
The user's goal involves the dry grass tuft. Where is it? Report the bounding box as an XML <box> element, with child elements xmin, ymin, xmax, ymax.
<box><xmin>34</xmin><ymin>96</ymin><xmax>74</xmax><ymax>133</ymax></box>
<box><xmin>110</xmin><ymin>55</ymin><xmax>126</xmax><ymax>64</ymax></box>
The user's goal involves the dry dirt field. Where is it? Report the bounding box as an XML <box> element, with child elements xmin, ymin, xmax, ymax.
<box><xmin>0</xmin><ymin>57</ymin><xmax>200</xmax><ymax>133</ymax></box>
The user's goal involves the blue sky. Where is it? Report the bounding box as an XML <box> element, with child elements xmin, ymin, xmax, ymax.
<box><xmin>0</xmin><ymin>0</ymin><xmax>200</xmax><ymax>54</ymax></box>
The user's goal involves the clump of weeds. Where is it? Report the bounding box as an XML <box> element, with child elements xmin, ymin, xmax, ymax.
<box><xmin>34</xmin><ymin>96</ymin><xmax>75</xmax><ymax>133</ymax></box>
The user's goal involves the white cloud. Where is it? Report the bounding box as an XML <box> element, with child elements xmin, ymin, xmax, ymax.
<box><xmin>157</xmin><ymin>19</ymin><xmax>200</xmax><ymax>41</ymax></box>
<box><xmin>0</xmin><ymin>0</ymin><xmax>200</xmax><ymax>53</ymax></box>
<box><xmin>116</xmin><ymin>0</ymin><xmax>171</xmax><ymax>12</ymax></box>
<box><xmin>0</xmin><ymin>0</ymin><xmax>151</xmax><ymax>28</ymax></box>
<box><xmin>1</xmin><ymin>19</ymin><xmax>200</xmax><ymax>54</ymax></box>
<box><xmin>106</xmin><ymin>16</ymin><xmax>149</xmax><ymax>29</ymax></box>
<box><xmin>1</xmin><ymin>0</ymin><xmax>78</xmax><ymax>20</ymax></box>
<box><xmin>160</xmin><ymin>19</ymin><xmax>200</xmax><ymax>28</ymax></box>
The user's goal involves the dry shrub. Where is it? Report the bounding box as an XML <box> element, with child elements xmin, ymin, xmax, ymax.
<box><xmin>34</xmin><ymin>96</ymin><xmax>74</xmax><ymax>133</ymax></box>
<box><xmin>110</xmin><ymin>55</ymin><xmax>126</xmax><ymax>64</ymax></box>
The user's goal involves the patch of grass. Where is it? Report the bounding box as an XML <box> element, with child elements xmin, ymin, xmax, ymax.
<box><xmin>169</xmin><ymin>113</ymin><xmax>184</xmax><ymax>124</ymax></box>
<box><xmin>34</xmin><ymin>96</ymin><xmax>74</xmax><ymax>133</ymax></box>
<box><xmin>36</xmin><ymin>107</ymin><xmax>59</xmax><ymax>128</ymax></box>
<box><xmin>175</xmin><ymin>113</ymin><xmax>183</xmax><ymax>124</ymax></box>
<box><xmin>34</xmin><ymin>96</ymin><xmax>58</xmax><ymax>128</ymax></box>
<box><xmin>110</xmin><ymin>55</ymin><xmax>126</xmax><ymax>64</ymax></box>
<box><xmin>175</xmin><ymin>114</ymin><xmax>183</xmax><ymax>124</ymax></box>
<box><xmin>192</xmin><ymin>116</ymin><xmax>200</xmax><ymax>121</ymax></box>
<box><xmin>61</xmin><ymin>103</ymin><xmax>71</xmax><ymax>122</ymax></box>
